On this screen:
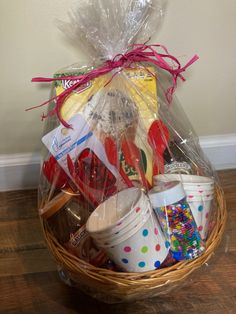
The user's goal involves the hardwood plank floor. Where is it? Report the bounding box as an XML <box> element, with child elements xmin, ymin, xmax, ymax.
<box><xmin>0</xmin><ymin>170</ymin><xmax>235</xmax><ymax>313</ymax></box>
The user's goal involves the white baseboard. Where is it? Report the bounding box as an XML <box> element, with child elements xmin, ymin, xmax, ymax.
<box><xmin>0</xmin><ymin>153</ymin><xmax>41</xmax><ymax>192</ymax></box>
<box><xmin>0</xmin><ymin>134</ymin><xmax>235</xmax><ymax>192</ymax></box>
<box><xmin>199</xmin><ymin>133</ymin><xmax>236</xmax><ymax>170</ymax></box>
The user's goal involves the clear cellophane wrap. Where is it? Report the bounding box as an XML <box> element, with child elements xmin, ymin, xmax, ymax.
<box><xmin>36</xmin><ymin>0</ymin><xmax>224</xmax><ymax>303</ymax></box>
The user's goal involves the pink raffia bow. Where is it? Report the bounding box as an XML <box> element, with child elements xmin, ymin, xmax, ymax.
<box><xmin>28</xmin><ymin>44</ymin><xmax>199</xmax><ymax>128</ymax></box>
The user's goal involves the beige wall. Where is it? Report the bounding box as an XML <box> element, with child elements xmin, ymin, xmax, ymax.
<box><xmin>0</xmin><ymin>0</ymin><xmax>236</xmax><ymax>154</ymax></box>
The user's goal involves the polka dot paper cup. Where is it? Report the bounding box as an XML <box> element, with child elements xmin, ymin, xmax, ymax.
<box><xmin>186</xmin><ymin>191</ymin><xmax>214</xmax><ymax>201</ymax></box>
<box><xmin>97</xmin><ymin>212</ymin><xmax>169</xmax><ymax>272</ymax></box>
<box><xmin>94</xmin><ymin>204</ymin><xmax>151</xmax><ymax>246</ymax></box>
<box><xmin>86</xmin><ymin>188</ymin><xmax>148</xmax><ymax>238</ymax></box>
<box><xmin>187</xmin><ymin>194</ymin><xmax>214</xmax><ymax>240</ymax></box>
<box><xmin>94</xmin><ymin>201</ymin><xmax>152</xmax><ymax>248</ymax></box>
<box><xmin>153</xmin><ymin>174</ymin><xmax>214</xmax><ymax>191</ymax></box>
<box><xmin>184</xmin><ymin>185</ymin><xmax>214</xmax><ymax>192</ymax></box>
<box><xmin>92</xmin><ymin>191</ymin><xmax>151</xmax><ymax>241</ymax></box>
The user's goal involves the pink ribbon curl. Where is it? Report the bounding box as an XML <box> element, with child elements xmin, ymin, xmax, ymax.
<box><xmin>28</xmin><ymin>44</ymin><xmax>199</xmax><ymax>128</ymax></box>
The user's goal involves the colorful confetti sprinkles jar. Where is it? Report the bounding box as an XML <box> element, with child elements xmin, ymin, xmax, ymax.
<box><xmin>149</xmin><ymin>181</ymin><xmax>205</xmax><ymax>261</ymax></box>
<box><xmin>153</xmin><ymin>174</ymin><xmax>215</xmax><ymax>240</ymax></box>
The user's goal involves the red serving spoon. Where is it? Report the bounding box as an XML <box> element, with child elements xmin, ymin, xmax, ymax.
<box><xmin>121</xmin><ymin>139</ymin><xmax>151</xmax><ymax>190</ymax></box>
<box><xmin>147</xmin><ymin>120</ymin><xmax>170</xmax><ymax>175</ymax></box>
<box><xmin>104</xmin><ymin>137</ymin><xmax>133</xmax><ymax>188</ymax></box>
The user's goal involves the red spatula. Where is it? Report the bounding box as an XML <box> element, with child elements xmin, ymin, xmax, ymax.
<box><xmin>104</xmin><ymin>137</ymin><xmax>133</xmax><ymax>188</ymax></box>
<box><xmin>147</xmin><ymin>120</ymin><xmax>170</xmax><ymax>175</ymax></box>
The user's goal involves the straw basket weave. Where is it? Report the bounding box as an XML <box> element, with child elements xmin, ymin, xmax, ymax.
<box><xmin>42</xmin><ymin>185</ymin><xmax>227</xmax><ymax>303</ymax></box>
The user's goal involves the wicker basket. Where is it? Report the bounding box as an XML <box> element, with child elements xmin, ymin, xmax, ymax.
<box><xmin>42</xmin><ymin>185</ymin><xmax>227</xmax><ymax>303</ymax></box>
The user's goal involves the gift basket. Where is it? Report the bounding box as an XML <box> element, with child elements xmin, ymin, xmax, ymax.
<box><xmin>30</xmin><ymin>0</ymin><xmax>227</xmax><ymax>303</ymax></box>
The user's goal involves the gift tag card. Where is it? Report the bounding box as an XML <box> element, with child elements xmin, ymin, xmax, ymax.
<box><xmin>42</xmin><ymin>113</ymin><xmax>119</xmax><ymax>180</ymax></box>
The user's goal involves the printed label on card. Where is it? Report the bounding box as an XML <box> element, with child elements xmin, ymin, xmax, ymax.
<box><xmin>42</xmin><ymin>113</ymin><xmax>119</xmax><ymax>180</ymax></box>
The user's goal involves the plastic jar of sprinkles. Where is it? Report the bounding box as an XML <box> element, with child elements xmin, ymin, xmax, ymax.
<box><xmin>148</xmin><ymin>181</ymin><xmax>205</xmax><ymax>261</ymax></box>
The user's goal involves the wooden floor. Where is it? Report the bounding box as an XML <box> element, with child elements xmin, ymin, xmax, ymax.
<box><xmin>0</xmin><ymin>170</ymin><xmax>235</xmax><ymax>314</ymax></box>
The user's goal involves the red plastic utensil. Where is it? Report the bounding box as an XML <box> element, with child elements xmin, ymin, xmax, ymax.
<box><xmin>75</xmin><ymin>148</ymin><xmax>116</xmax><ymax>192</ymax></box>
<box><xmin>43</xmin><ymin>155</ymin><xmax>71</xmax><ymax>189</ymax></box>
<box><xmin>121</xmin><ymin>139</ymin><xmax>151</xmax><ymax>190</ymax></box>
<box><xmin>67</xmin><ymin>155</ymin><xmax>99</xmax><ymax>208</ymax></box>
<box><xmin>104</xmin><ymin>137</ymin><xmax>133</xmax><ymax>188</ymax></box>
<box><xmin>147</xmin><ymin>120</ymin><xmax>170</xmax><ymax>175</ymax></box>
